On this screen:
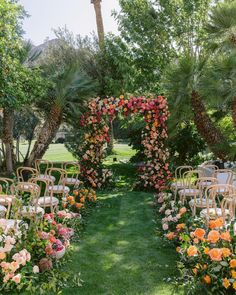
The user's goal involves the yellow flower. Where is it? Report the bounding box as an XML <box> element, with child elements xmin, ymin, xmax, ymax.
<box><xmin>223</xmin><ymin>278</ymin><xmax>230</xmax><ymax>289</ymax></box>
<box><xmin>231</xmin><ymin>270</ymin><xmax>236</xmax><ymax>279</ymax></box>
<box><xmin>204</xmin><ymin>247</ymin><xmax>210</xmax><ymax>255</ymax></box>
<box><xmin>233</xmin><ymin>282</ymin><xmax>236</xmax><ymax>290</ymax></box>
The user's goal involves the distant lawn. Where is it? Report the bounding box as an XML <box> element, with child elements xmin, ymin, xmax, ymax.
<box><xmin>104</xmin><ymin>143</ymin><xmax>137</xmax><ymax>165</ymax></box>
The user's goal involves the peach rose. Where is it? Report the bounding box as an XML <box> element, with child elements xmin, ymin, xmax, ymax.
<box><xmin>208</xmin><ymin>230</ymin><xmax>220</xmax><ymax>243</ymax></box>
<box><xmin>203</xmin><ymin>275</ymin><xmax>211</xmax><ymax>284</ymax></box>
<box><xmin>176</xmin><ymin>223</ymin><xmax>185</xmax><ymax>230</ymax></box>
<box><xmin>221</xmin><ymin>231</ymin><xmax>231</xmax><ymax>242</ymax></box>
<box><xmin>208</xmin><ymin>248</ymin><xmax>222</xmax><ymax>261</ymax></box>
<box><xmin>166</xmin><ymin>232</ymin><xmax>174</xmax><ymax>240</ymax></box>
<box><xmin>179</xmin><ymin>207</ymin><xmax>187</xmax><ymax>215</ymax></box>
<box><xmin>221</xmin><ymin>248</ymin><xmax>231</xmax><ymax>258</ymax></box>
<box><xmin>12</xmin><ymin>274</ymin><xmax>21</xmax><ymax>284</ymax></box>
<box><xmin>0</xmin><ymin>252</ymin><xmax>6</xmax><ymax>260</ymax></box>
<box><xmin>223</xmin><ymin>278</ymin><xmax>230</xmax><ymax>289</ymax></box>
<box><xmin>187</xmin><ymin>245</ymin><xmax>198</xmax><ymax>257</ymax></box>
<box><xmin>230</xmin><ymin>259</ymin><xmax>236</xmax><ymax>268</ymax></box>
<box><xmin>194</xmin><ymin>228</ymin><xmax>205</xmax><ymax>240</ymax></box>
<box><xmin>209</xmin><ymin>218</ymin><xmax>224</xmax><ymax>229</ymax></box>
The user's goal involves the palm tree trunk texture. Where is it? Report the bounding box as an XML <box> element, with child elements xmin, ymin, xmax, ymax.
<box><xmin>2</xmin><ymin>108</ymin><xmax>14</xmax><ymax>174</ymax></box>
<box><xmin>191</xmin><ymin>91</ymin><xmax>230</xmax><ymax>160</ymax></box>
<box><xmin>26</xmin><ymin>103</ymin><xmax>62</xmax><ymax>167</ymax></box>
<box><xmin>91</xmin><ymin>0</ymin><xmax>104</xmax><ymax>47</ymax></box>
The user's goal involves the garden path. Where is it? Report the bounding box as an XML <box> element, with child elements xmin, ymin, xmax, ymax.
<box><xmin>64</xmin><ymin>187</ymin><xmax>180</xmax><ymax>295</ymax></box>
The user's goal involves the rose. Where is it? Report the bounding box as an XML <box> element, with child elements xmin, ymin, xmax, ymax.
<box><xmin>162</xmin><ymin>223</ymin><xmax>169</xmax><ymax>231</ymax></box>
<box><xmin>33</xmin><ymin>265</ymin><xmax>40</xmax><ymax>274</ymax></box>
<box><xmin>11</xmin><ymin>274</ymin><xmax>21</xmax><ymax>284</ymax></box>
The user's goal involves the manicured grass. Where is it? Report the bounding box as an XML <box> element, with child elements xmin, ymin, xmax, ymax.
<box><xmin>64</xmin><ymin>188</ymin><xmax>181</xmax><ymax>295</ymax></box>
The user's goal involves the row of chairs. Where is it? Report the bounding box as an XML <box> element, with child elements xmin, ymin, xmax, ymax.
<box><xmin>171</xmin><ymin>165</ymin><xmax>236</xmax><ymax>225</ymax></box>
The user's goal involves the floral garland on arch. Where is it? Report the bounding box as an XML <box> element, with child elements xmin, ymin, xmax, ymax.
<box><xmin>79</xmin><ymin>95</ymin><xmax>172</xmax><ymax>190</ymax></box>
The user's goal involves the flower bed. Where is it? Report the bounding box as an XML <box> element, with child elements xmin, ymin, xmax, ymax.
<box><xmin>0</xmin><ymin>187</ymin><xmax>97</xmax><ymax>294</ymax></box>
<box><xmin>155</xmin><ymin>191</ymin><xmax>236</xmax><ymax>294</ymax></box>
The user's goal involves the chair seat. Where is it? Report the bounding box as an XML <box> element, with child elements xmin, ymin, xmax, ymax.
<box><xmin>63</xmin><ymin>178</ymin><xmax>80</xmax><ymax>185</ymax></box>
<box><xmin>189</xmin><ymin>198</ymin><xmax>214</xmax><ymax>207</ymax></box>
<box><xmin>21</xmin><ymin>206</ymin><xmax>45</xmax><ymax>216</ymax></box>
<box><xmin>37</xmin><ymin>196</ymin><xmax>59</xmax><ymax>207</ymax></box>
<box><xmin>171</xmin><ymin>182</ymin><xmax>183</xmax><ymax>188</ymax></box>
<box><xmin>48</xmin><ymin>185</ymin><xmax>70</xmax><ymax>193</ymax></box>
<box><xmin>200</xmin><ymin>208</ymin><xmax>230</xmax><ymax>218</ymax></box>
<box><xmin>0</xmin><ymin>195</ymin><xmax>15</xmax><ymax>205</ymax></box>
<box><xmin>179</xmin><ymin>188</ymin><xmax>200</xmax><ymax>196</ymax></box>
<box><xmin>39</xmin><ymin>174</ymin><xmax>56</xmax><ymax>182</ymax></box>
<box><xmin>0</xmin><ymin>205</ymin><xmax>7</xmax><ymax>213</ymax></box>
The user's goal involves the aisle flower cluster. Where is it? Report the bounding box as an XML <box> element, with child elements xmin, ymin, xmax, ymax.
<box><xmin>79</xmin><ymin>95</ymin><xmax>171</xmax><ymax>190</ymax></box>
<box><xmin>66</xmin><ymin>187</ymin><xmax>97</xmax><ymax>212</ymax></box>
<box><xmin>155</xmin><ymin>191</ymin><xmax>236</xmax><ymax>294</ymax></box>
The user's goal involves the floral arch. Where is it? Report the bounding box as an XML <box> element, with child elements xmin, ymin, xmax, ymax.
<box><xmin>79</xmin><ymin>95</ymin><xmax>172</xmax><ymax>191</ymax></box>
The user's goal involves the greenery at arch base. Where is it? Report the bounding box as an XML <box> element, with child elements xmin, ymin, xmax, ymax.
<box><xmin>78</xmin><ymin>95</ymin><xmax>172</xmax><ymax>191</ymax></box>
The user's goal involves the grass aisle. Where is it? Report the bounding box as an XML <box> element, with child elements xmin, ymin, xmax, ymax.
<box><xmin>64</xmin><ymin>189</ymin><xmax>180</xmax><ymax>295</ymax></box>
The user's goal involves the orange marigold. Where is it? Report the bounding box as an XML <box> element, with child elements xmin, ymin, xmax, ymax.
<box><xmin>194</xmin><ymin>228</ymin><xmax>205</xmax><ymax>240</ymax></box>
<box><xmin>223</xmin><ymin>278</ymin><xmax>230</xmax><ymax>289</ymax></box>
<box><xmin>220</xmin><ymin>231</ymin><xmax>231</xmax><ymax>242</ymax></box>
<box><xmin>187</xmin><ymin>245</ymin><xmax>198</xmax><ymax>257</ymax></box>
<box><xmin>230</xmin><ymin>259</ymin><xmax>236</xmax><ymax>268</ymax></box>
<box><xmin>208</xmin><ymin>248</ymin><xmax>222</xmax><ymax>261</ymax></box>
<box><xmin>203</xmin><ymin>275</ymin><xmax>211</xmax><ymax>284</ymax></box>
<box><xmin>208</xmin><ymin>230</ymin><xmax>220</xmax><ymax>243</ymax></box>
<box><xmin>221</xmin><ymin>247</ymin><xmax>231</xmax><ymax>258</ymax></box>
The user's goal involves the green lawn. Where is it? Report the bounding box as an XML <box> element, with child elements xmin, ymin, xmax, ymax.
<box><xmin>64</xmin><ymin>189</ymin><xmax>180</xmax><ymax>295</ymax></box>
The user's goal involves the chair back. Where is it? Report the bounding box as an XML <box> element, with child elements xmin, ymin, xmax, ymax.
<box><xmin>15</xmin><ymin>182</ymin><xmax>41</xmax><ymax>206</ymax></box>
<box><xmin>199</xmin><ymin>164</ymin><xmax>218</xmax><ymax>178</ymax></box>
<box><xmin>215</xmin><ymin>169</ymin><xmax>233</xmax><ymax>185</ymax></box>
<box><xmin>30</xmin><ymin>178</ymin><xmax>54</xmax><ymax>208</ymax></box>
<box><xmin>45</xmin><ymin>167</ymin><xmax>66</xmax><ymax>185</ymax></box>
<box><xmin>182</xmin><ymin>169</ymin><xmax>201</xmax><ymax>189</ymax></box>
<box><xmin>63</xmin><ymin>162</ymin><xmax>80</xmax><ymax>179</ymax></box>
<box><xmin>0</xmin><ymin>178</ymin><xmax>14</xmax><ymax>195</ymax></box>
<box><xmin>174</xmin><ymin>166</ymin><xmax>193</xmax><ymax>180</ymax></box>
<box><xmin>35</xmin><ymin>159</ymin><xmax>53</xmax><ymax>175</ymax></box>
<box><xmin>16</xmin><ymin>167</ymin><xmax>38</xmax><ymax>182</ymax></box>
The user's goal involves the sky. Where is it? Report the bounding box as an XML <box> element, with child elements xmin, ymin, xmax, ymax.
<box><xmin>19</xmin><ymin>0</ymin><xmax>120</xmax><ymax>45</ymax></box>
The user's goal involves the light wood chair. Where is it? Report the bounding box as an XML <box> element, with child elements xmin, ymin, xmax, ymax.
<box><xmin>30</xmin><ymin>178</ymin><xmax>59</xmax><ymax>213</ymax></box>
<box><xmin>35</xmin><ymin>159</ymin><xmax>56</xmax><ymax>183</ymax></box>
<box><xmin>62</xmin><ymin>162</ymin><xmax>81</xmax><ymax>188</ymax></box>
<box><xmin>214</xmin><ymin>169</ymin><xmax>233</xmax><ymax>186</ymax></box>
<box><xmin>178</xmin><ymin>170</ymin><xmax>202</xmax><ymax>203</ymax></box>
<box><xmin>0</xmin><ymin>178</ymin><xmax>16</xmax><ymax>206</ymax></box>
<box><xmin>46</xmin><ymin>168</ymin><xmax>70</xmax><ymax>197</ymax></box>
<box><xmin>171</xmin><ymin>166</ymin><xmax>193</xmax><ymax>199</ymax></box>
<box><xmin>16</xmin><ymin>167</ymin><xmax>38</xmax><ymax>182</ymax></box>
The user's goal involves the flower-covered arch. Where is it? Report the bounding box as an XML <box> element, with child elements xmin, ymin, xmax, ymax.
<box><xmin>79</xmin><ymin>95</ymin><xmax>172</xmax><ymax>191</ymax></box>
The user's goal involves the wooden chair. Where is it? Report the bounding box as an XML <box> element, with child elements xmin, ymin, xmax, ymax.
<box><xmin>0</xmin><ymin>178</ymin><xmax>16</xmax><ymax>206</ymax></box>
<box><xmin>178</xmin><ymin>170</ymin><xmax>202</xmax><ymax>203</ymax></box>
<box><xmin>15</xmin><ymin>182</ymin><xmax>44</xmax><ymax>218</ymax></box>
<box><xmin>62</xmin><ymin>162</ymin><xmax>80</xmax><ymax>188</ymax></box>
<box><xmin>46</xmin><ymin>168</ymin><xmax>70</xmax><ymax>197</ymax></box>
<box><xmin>189</xmin><ymin>177</ymin><xmax>218</xmax><ymax>216</ymax></box>
<box><xmin>214</xmin><ymin>169</ymin><xmax>233</xmax><ymax>186</ymax></box>
<box><xmin>16</xmin><ymin>167</ymin><xmax>38</xmax><ymax>182</ymax></box>
<box><xmin>171</xmin><ymin>166</ymin><xmax>193</xmax><ymax>199</ymax></box>
<box><xmin>198</xmin><ymin>164</ymin><xmax>218</xmax><ymax>178</ymax></box>
<box><xmin>200</xmin><ymin>184</ymin><xmax>236</xmax><ymax>224</ymax></box>
<box><xmin>35</xmin><ymin>159</ymin><xmax>56</xmax><ymax>182</ymax></box>
<box><xmin>30</xmin><ymin>178</ymin><xmax>59</xmax><ymax>213</ymax></box>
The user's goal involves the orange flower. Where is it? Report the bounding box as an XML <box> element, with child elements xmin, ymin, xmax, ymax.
<box><xmin>0</xmin><ymin>252</ymin><xmax>6</xmax><ymax>260</ymax></box>
<box><xmin>209</xmin><ymin>218</ymin><xmax>224</xmax><ymax>229</ymax></box>
<box><xmin>193</xmin><ymin>238</ymin><xmax>199</xmax><ymax>244</ymax></box>
<box><xmin>221</xmin><ymin>231</ymin><xmax>231</xmax><ymax>242</ymax></box>
<box><xmin>73</xmin><ymin>190</ymin><xmax>79</xmax><ymax>196</ymax></box>
<box><xmin>194</xmin><ymin>228</ymin><xmax>205</xmax><ymax>240</ymax></box>
<box><xmin>176</xmin><ymin>223</ymin><xmax>185</xmax><ymax>230</ymax></box>
<box><xmin>179</xmin><ymin>207</ymin><xmax>187</xmax><ymax>215</ymax></box>
<box><xmin>75</xmin><ymin>203</ymin><xmax>84</xmax><ymax>210</ymax></box>
<box><xmin>208</xmin><ymin>248</ymin><xmax>222</xmax><ymax>261</ymax></box>
<box><xmin>230</xmin><ymin>259</ymin><xmax>236</xmax><ymax>268</ymax></box>
<box><xmin>80</xmin><ymin>197</ymin><xmax>85</xmax><ymax>203</ymax></box>
<box><xmin>231</xmin><ymin>270</ymin><xmax>236</xmax><ymax>279</ymax></box>
<box><xmin>204</xmin><ymin>247</ymin><xmax>210</xmax><ymax>255</ymax></box>
<box><xmin>233</xmin><ymin>282</ymin><xmax>236</xmax><ymax>290</ymax></box>
<box><xmin>187</xmin><ymin>246</ymin><xmax>198</xmax><ymax>257</ymax></box>
<box><xmin>221</xmin><ymin>247</ymin><xmax>231</xmax><ymax>258</ymax></box>
<box><xmin>223</xmin><ymin>278</ymin><xmax>230</xmax><ymax>289</ymax></box>
<box><xmin>208</xmin><ymin>230</ymin><xmax>220</xmax><ymax>243</ymax></box>
<box><xmin>203</xmin><ymin>275</ymin><xmax>211</xmax><ymax>284</ymax></box>
<box><xmin>67</xmin><ymin>195</ymin><xmax>75</xmax><ymax>205</ymax></box>
<box><xmin>192</xmin><ymin>268</ymin><xmax>197</xmax><ymax>275</ymax></box>
<box><xmin>166</xmin><ymin>232</ymin><xmax>174</xmax><ymax>240</ymax></box>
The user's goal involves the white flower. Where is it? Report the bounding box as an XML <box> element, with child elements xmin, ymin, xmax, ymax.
<box><xmin>33</xmin><ymin>265</ymin><xmax>39</xmax><ymax>274</ymax></box>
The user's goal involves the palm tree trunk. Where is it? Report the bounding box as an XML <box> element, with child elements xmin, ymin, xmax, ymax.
<box><xmin>191</xmin><ymin>90</ymin><xmax>230</xmax><ymax>160</ymax></box>
<box><xmin>26</xmin><ymin>103</ymin><xmax>62</xmax><ymax>166</ymax></box>
<box><xmin>91</xmin><ymin>0</ymin><xmax>104</xmax><ymax>48</ymax></box>
<box><xmin>2</xmin><ymin>108</ymin><xmax>14</xmax><ymax>174</ymax></box>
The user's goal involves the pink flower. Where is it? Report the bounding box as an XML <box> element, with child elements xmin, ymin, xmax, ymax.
<box><xmin>33</xmin><ymin>265</ymin><xmax>39</xmax><ymax>274</ymax></box>
<box><xmin>162</xmin><ymin>223</ymin><xmax>169</xmax><ymax>231</ymax></box>
<box><xmin>12</xmin><ymin>274</ymin><xmax>21</xmax><ymax>284</ymax></box>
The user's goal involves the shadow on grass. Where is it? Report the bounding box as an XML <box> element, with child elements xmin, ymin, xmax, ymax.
<box><xmin>63</xmin><ymin>191</ymin><xmax>181</xmax><ymax>295</ymax></box>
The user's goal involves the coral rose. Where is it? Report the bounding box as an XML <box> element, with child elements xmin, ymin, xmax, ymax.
<box><xmin>220</xmin><ymin>231</ymin><xmax>231</xmax><ymax>242</ymax></box>
<box><xmin>12</xmin><ymin>274</ymin><xmax>21</xmax><ymax>284</ymax></box>
<box><xmin>223</xmin><ymin>278</ymin><xmax>230</xmax><ymax>289</ymax></box>
<box><xmin>194</xmin><ymin>228</ymin><xmax>205</xmax><ymax>240</ymax></box>
<box><xmin>187</xmin><ymin>246</ymin><xmax>198</xmax><ymax>257</ymax></box>
<box><xmin>176</xmin><ymin>223</ymin><xmax>185</xmax><ymax>230</ymax></box>
<box><xmin>230</xmin><ymin>259</ymin><xmax>236</xmax><ymax>268</ymax></box>
<box><xmin>208</xmin><ymin>248</ymin><xmax>222</xmax><ymax>261</ymax></box>
<box><xmin>203</xmin><ymin>275</ymin><xmax>211</xmax><ymax>284</ymax></box>
<box><xmin>209</xmin><ymin>218</ymin><xmax>223</xmax><ymax>229</ymax></box>
<box><xmin>208</xmin><ymin>230</ymin><xmax>220</xmax><ymax>243</ymax></box>
<box><xmin>166</xmin><ymin>232</ymin><xmax>174</xmax><ymax>240</ymax></box>
<box><xmin>221</xmin><ymin>248</ymin><xmax>231</xmax><ymax>258</ymax></box>
<box><xmin>179</xmin><ymin>207</ymin><xmax>187</xmax><ymax>215</ymax></box>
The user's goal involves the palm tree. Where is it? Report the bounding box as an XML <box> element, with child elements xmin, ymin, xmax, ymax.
<box><xmin>162</xmin><ymin>54</ymin><xmax>231</xmax><ymax>160</ymax></box>
<box><xmin>206</xmin><ymin>1</ymin><xmax>236</xmax><ymax>127</ymax></box>
<box><xmin>91</xmin><ymin>0</ymin><xmax>104</xmax><ymax>48</ymax></box>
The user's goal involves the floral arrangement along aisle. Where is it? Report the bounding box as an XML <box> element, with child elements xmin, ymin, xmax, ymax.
<box><xmin>155</xmin><ymin>192</ymin><xmax>236</xmax><ymax>294</ymax></box>
<box><xmin>79</xmin><ymin>95</ymin><xmax>172</xmax><ymax>191</ymax></box>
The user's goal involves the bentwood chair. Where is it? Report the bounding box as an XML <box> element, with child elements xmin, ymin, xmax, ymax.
<box><xmin>16</xmin><ymin>167</ymin><xmax>38</xmax><ymax>182</ymax></box>
<box><xmin>178</xmin><ymin>170</ymin><xmax>202</xmax><ymax>203</ymax></box>
<box><xmin>46</xmin><ymin>168</ymin><xmax>70</xmax><ymax>197</ymax></box>
<box><xmin>0</xmin><ymin>178</ymin><xmax>16</xmax><ymax>206</ymax></box>
<box><xmin>30</xmin><ymin>178</ymin><xmax>59</xmax><ymax>213</ymax></box>
<box><xmin>189</xmin><ymin>177</ymin><xmax>218</xmax><ymax>216</ymax></box>
<box><xmin>35</xmin><ymin>159</ymin><xmax>56</xmax><ymax>182</ymax></box>
<box><xmin>200</xmin><ymin>184</ymin><xmax>236</xmax><ymax>224</ymax></box>
<box><xmin>62</xmin><ymin>162</ymin><xmax>81</xmax><ymax>188</ymax></box>
<box><xmin>214</xmin><ymin>169</ymin><xmax>233</xmax><ymax>186</ymax></box>
<box><xmin>171</xmin><ymin>166</ymin><xmax>193</xmax><ymax>199</ymax></box>
<box><xmin>15</xmin><ymin>182</ymin><xmax>44</xmax><ymax>218</ymax></box>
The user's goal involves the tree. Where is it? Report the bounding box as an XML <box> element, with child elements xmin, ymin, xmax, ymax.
<box><xmin>91</xmin><ymin>0</ymin><xmax>104</xmax><ymax>47</ymax></box>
